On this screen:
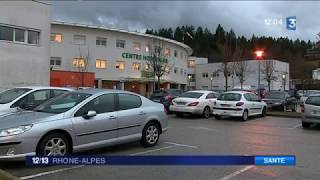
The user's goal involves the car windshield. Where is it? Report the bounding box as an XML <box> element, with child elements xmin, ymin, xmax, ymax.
<box><xmin>34</xmin><ymin>92</ymin><xmax>91</xmax><ymax>114</ymax></box>
<box><xmin>179</xmin><ymin>92</ymin><xmax>203</xmax><ymax>99</ymax></box>
<box><xmin>0</xmin><ymin>88</ymin><xmax>31</xmax><ymax>104</ymax></box>
<box><xmin>306</xmin><ymin>96</ymin><xmax>320</xmax><ymax>106</ymax></box>
<box><xmin>265</xmin><ymin>92</ymin><xmax>286</xmax><ymax>99</ymax></box>
<box><xmin>217</xmin><ymin>93</ymin><xmax>242</xmax><ymax>101</ymax></box>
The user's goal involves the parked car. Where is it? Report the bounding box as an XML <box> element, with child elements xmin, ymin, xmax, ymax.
<box><xmin>0</xmin><ymin>89</ymin><xmax>168</xmax><ymax>159</ymax></box>
<box><xmin>262</xmin><ymin>91</ymin><xmax>297</xmax><ymax>112</ymax></box>
<box><xmin>301</xmin><ymin>94</ymin><xmax>320</xmax><ymax>128</ymax></box>
<box><xmin>213</xmin><ymin>91</ymin><xmax>267</xmax><ymax>121</ymax></box>
<box><xmin>169</xmin><ymin>90</ymin><xmax>218</xmax><ymax>118</ymax></box>
<box><xmin>0</xmin><ymin>86</ymin><xmax>72</xmax><ymax>114</ymax></box>
<box><xmin>301</xmin><ymin>90</ymin><xmax>320</xmax><ymax>102</ymax></box>
<box><xmin>150</xmin><ymin>89</ymin><xmax>183</xmax><ymax>112</ymax></box>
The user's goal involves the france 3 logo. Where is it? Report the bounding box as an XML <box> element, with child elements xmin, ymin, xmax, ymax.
<box><xmin>264</xmin><ymin>16</ymin><xmax>296</xmax><ymax>31</ymax></box>
<box><xmin>286</xmin><ymin>16</ymin><xmax>296</xmax><ymax>31</ymax></box>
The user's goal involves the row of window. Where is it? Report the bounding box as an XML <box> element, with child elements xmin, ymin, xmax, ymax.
<box><xmin>50</xmin><ymin>57</ymin><xmax>188</xmax><ymax>75</ymax></box>
<box><xmin>0</xmin><ymin>24</ymin><xmax>40</xmax><ymax>45</ymax></box>
<box><xmin>51</xmin><ymin>33</ymin><xmax>187</xmax><ymax>59</ymax></box>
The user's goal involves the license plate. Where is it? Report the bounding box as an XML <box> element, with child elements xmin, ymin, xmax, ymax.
<box><xmin>221</xmin><ymin>104</ymin><xmax>231</xmax><ymax>107</ymax></box>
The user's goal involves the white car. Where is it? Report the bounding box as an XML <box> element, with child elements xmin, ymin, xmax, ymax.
<box><xmin>0</xmin><ymin>86</ymin><xmax>72</xmax><ymax>114</ymax></box>
<box><xmin>169</xmin><ymin>90</ymin><xmax>219</xmax><ymax>118</ymax></box>
<box><xmin>213</xmin><ymin>91</ymin><xmax>267</xmax><ymax>121</ymax></box>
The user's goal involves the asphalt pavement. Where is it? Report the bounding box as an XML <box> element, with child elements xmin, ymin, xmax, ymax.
<box><xmin>1</xmin><ymin>114</ymin><xmax>320</xmax><ymax>180</ymax></box>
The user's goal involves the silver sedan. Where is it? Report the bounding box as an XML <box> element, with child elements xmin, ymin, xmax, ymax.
<box><xmin>0</xmin><ymin>89</ymin><xmax>168</xmax><ymax>159</ymax></box>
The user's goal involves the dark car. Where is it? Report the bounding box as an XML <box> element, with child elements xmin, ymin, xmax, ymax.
<box><xmin>262</xmin><ymin>91</ymin><xmax>298</xmax><ymax>112</ymax></box>
<box><xmin>150</xmin><ymin>89</ymin><xmax>183</xmax><ymax>112</ymax></box>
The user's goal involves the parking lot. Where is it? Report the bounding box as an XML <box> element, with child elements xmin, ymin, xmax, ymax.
<box><xmin>1</xmin><ymin>114</ymin><xmax>320</xmax><ymax>180</ymax></box>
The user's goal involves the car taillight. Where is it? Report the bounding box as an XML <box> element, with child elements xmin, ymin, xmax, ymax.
<box><xmin>188</xmin><ymin>102</ymin><xmax>199</xmax><ymax>106</ymax></box>
<box><xmin>300</xmin><ymin>104</ymin><xmax>304</xmax><ymax>113</ymax></box>
<box><xmin>236</xmin><ymin>102</ymin><xmax>244</xmax><ymax>106</ymax></box>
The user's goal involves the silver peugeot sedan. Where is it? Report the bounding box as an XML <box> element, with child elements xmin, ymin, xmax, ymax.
<box><xmin>301</xmin><ymin>94</ymin><xmax>320</xmax><ymax>128</ymax></box>
<box><xmin>0</xmin><ymin>89</ymin><xmax>168</xmax><ymax>159</ymax></box>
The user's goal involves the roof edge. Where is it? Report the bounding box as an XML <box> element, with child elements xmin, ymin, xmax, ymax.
<box><xmin>51</xmin><ymin>21</ymin><xmax>193</xmax><ymax>55</ymax></box>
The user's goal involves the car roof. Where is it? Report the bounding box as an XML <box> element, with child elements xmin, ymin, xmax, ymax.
<box><xmin>16</xmin><ymin>86</ymin><xmax>73</xmax><ymax>91</ymax></box>
<box><xmin>187</xmin><ymin>90</ymin><xmax>218</xmax><ymax>93</ymax></box>
<box><xmin>74</xmin><ymin>88</ymin><xmax>140</xmax><ymax>95</ymax></box>
<box><xmin>222</xmin><ymin>91</ymin><xmax>252</xmax><ymax>95</ymax></box>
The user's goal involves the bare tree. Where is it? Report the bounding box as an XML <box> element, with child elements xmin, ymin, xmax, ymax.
<box><xmin>218</xmin><ymin>40</ymin><xmax>236</xmax><ymax>91</ymax></box>
<box><xmin>261</xmin><ymin>60</ymin><xmax>277</xmax><ymax>91</ymax></box>
<box><xmin>145</xmin><ymin>38</ymin><xmax>172</xmax><ymax>90</ymax></box>
<box><xmin>75</xmin><ymin>46</ymin><xmax>90</xmax><ymax>87</ymax></box>
<box><xmin>233</xmin><ymin>47</ymin><xmax>249</xmax><ymax>89</ymax></box>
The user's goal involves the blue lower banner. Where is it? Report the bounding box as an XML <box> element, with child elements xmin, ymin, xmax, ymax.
<box><xmin>25</xmin><ymin>155</ymin><xmax>295</xmax><ymax>166</ymax></box>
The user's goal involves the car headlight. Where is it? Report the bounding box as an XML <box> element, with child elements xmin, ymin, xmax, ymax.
<box><xmin>0</xmin><ymin>125</ymin><xmax>33</xmax><ymax>137</ymax></box>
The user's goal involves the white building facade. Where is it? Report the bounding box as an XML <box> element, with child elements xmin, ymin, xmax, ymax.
<box><xmin>188</xmin><ymin>59</ymin><xmax>289</xmax><ymax>91</ymax></box>
<box><xmin>0</xmin><ymin>1</ymin><xmax>50</xmax><ymax>90</ymax></box>
<box><xmin>50</xmin><ymin>22</ymin><xmax>192</xmax><ymax>96</ymax></box>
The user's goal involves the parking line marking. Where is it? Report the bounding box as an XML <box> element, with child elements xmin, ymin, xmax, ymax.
<box><xmin>20</xmin><ymin>165</ymin><xmax>84</xmax><ymax>180</ymax></box>
<box><xmin>290</xmin><ymin>124</ymin><xmax>302</xmax><ymax>129</ymax></box>
<box><xmin>19</xmin><ymin>145</ymin><xmax>176</xmax><ymax>179</ymax></box>
<box><xmin>187</xmin><ymin>126</ymin><xmax>217</xmax><ymax>132</ymax></box>
<box><xmin>129</xmin><ymin>145</ymin><xmax>176</xmax><ymax>155</ymax></box>
<box><xmin>219</xmin><ymin>165</ymin><xmax>254</xmax><ymax>180</ymax></box>
<box><xmin>164</xmin><ymin>142</ymin><xmax>198</xmax><ymax>149</ymax></box>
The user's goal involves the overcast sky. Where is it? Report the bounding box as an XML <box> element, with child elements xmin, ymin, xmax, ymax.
<box><xmin>51</xmin><ymin>1</ymin><xmax>320</xmax><ymax>42</ymax></box>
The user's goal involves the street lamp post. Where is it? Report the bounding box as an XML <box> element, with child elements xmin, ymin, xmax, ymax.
<box><xmin>255</xmin><ymin>50</ymin><xmax>264</xmax><ymax>98</ymax></box>
<box><xmin>188</xmin><ymin>75</ymin><xmax>192</xmax><ymax>90</ymax></box>
<box><xmin>210</xmin><ymin>76</ymin><xmax>213</xmax><ymax>90</ymax></box>
<box><xmin>282</xmin><ymin>74</ymin><xmax>286</xmax><ymax>91</ymax></box>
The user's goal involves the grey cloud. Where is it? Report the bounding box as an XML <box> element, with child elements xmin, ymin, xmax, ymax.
<box><xmin>50</xmin><ymin>1</ymin><xmax>320</xmax><ymax>41</ymax></box>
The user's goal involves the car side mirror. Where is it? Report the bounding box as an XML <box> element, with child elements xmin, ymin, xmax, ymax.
<box><xmin>83</xmin><ymin>110</ymin><xmax>97</xmax><ymax>119</ymax></box>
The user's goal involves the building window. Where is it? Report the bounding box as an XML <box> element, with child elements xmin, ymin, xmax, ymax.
<box><xmin>184</xmin><ymin>70</ymin><xmax>187</xmax><ymax>76</ymax></box>
<box><xmin>202</xmin><ymin>72</ymin><xmax>209</xmax><ymax>78</ymax></box>
<box><xmin>145</xmin><ymin>44</ymin><xmax>150</xmax><ymax>52</ymax></box>
<box><xmin>50</xmin><ymin>57</ymin><xmax>62</xmax><ymax>67</ymax></box>
<box><xmin>73</xmin><ymin>34</ymin><xmax>86</xmax><ymax>45</ymax></box>
<box><xmin>72</xmin><ymin>58</ymin><xmax>85</xmax><ymax>68</ymax></box>
<box><xmin>180</xmin><ymin>68</ymin><xmax>183</xmax><ymax>75</ymax></box>
<box><xmin>132</xmin><ymin>63</ymin><xmax>141</xmax><ymax>71</ymax></box>
<box><xmin>164</xmin><ymin>48</ymin><xmax>171</xmax><ymax>56</ymax></box>
<box><xmin>51</xmin><ymin>33</ymin><xmax>62</xmax><ymax>43</ymax></box>
<box><xmin>115</xmin><ymin>61</ymin><xmax>125</xmax><ymax>70</ymax></box>
<box><xmin>27</xmin><ymin>30</ymin><xmax>40</xmax><ymax>45</ymax></box>
<box><xmin>96</xmin><ymin>37</ymin><xmax>107</xmax><ymax>46</ymax></box>
<box><xmin>133</xmin><ymin>42</ymin><xmax>141</xmax><ymax>51</ymax></box>
<box><xmin>154</xmin><ymin>46</ymin><xmax>161</xmax><ymax>54</ymax></box>
<box><xmin>165</xmin><ymin>65</ymin><xmax>171</xmax><ymax>73</ymax></box>
<box><xmin>174</xmin><ymin>67</ymin><xmax>178</xmax><ymax>74</ymax></box>
<box><xmin>96</xmin><ymin>59</ymin><xmax>107</xmax><ymax>69</ymax></box>
<box><xmin>188</xmin><ymin>60</ymin><xmax>196</xmax><ymax>68</ymax></box>
<box><xmin>15</xmin><ymin>28</ymin><xmax>25</xmax><ymax>43</ymax></box>
<box><xmin>174</xmin><ymin>50</ymin><xmax>178</xmax><ymax>57</ymax></box>
<box><xmin>116</xmin><ymin>40</ymin><xmax>125</xmax><ymax>48</ymax></box>
<box><xmin>0</xmin><ymin>25</ymin><xmax>13</xmax><ymax>41</ymax></box>
<box><xmin>144</xmin><ymin>63</ymin><xmax>150</xmax><ymax>71</ymax></box>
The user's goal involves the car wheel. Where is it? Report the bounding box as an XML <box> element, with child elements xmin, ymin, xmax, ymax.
<box><xmin>242</xmin><ymin>110</ymin><xmax>248</xmax><ymax>121</ymax></box>
<box><xmin>214</xmin><ymin>115</ymin><xmax>221</xmax><ymax>120</ymax></box>
<box><xmin>261</xmin><ymin>107</ymin><xmax>267</xmax><ymax>117</ymax></box>
<box><xmin>141</xmin><ymin>122</ymin><xmax>160</xmax><ymax>147</ymax></box>
<box><xmin>37</xmin><ymin>133</ymin><xmax>71</xmax><ymax>156</ymax></box>
<box><xmin>302</xmin><ymin>122</ymin><xmax>312</xmax><ymax>129</ymax></box>
<box><xmin>202</xmin><ymin>106</ymin><xmax>211</xmax><ymax>119</ymax></box>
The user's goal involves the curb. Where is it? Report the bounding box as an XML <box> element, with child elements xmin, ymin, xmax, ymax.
<box><xmin>267</xmin><ymin>113</ymin><xmax>301</xmax><ymax>119</ymax></box>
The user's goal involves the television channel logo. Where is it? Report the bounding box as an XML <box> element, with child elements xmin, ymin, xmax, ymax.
<box><xmin>286</xmin><ymin>16</ymin><xmax>296</xmax><ymax>30</ymax></box>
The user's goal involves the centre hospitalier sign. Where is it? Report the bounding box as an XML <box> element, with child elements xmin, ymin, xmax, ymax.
<box><xmin>122</xmin><ymin>52</ymin><xmax>168</xmax><ymax>63</ymax></box>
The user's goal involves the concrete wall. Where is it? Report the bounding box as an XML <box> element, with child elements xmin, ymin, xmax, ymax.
<box><xmin>50</xmin><ymin>23</ymin><xmax>190</xmax><ymax>85</ymax></box>
<box><xmin>195</xmin><ymin>60</ymin><xmax>290</xmax><ymax>91</ymax></box>
<box><xmin>0</xmin><ymin>1</ymin><xmax>50</xmax><ymax>89</ymax></box>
